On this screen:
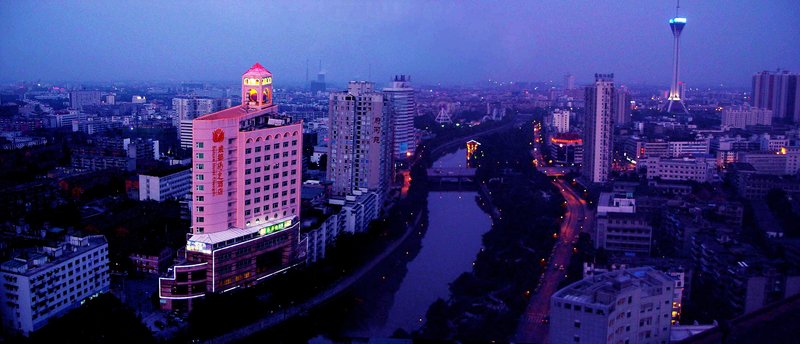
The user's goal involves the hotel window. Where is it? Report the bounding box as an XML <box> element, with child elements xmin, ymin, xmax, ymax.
<box><xmin>196</xmin><ymin>174</ymin><xmax>204</xmax><ymax>180</ymax></box>
<box><xmin>255</xmin><ymin>177</ymin><xmax>261</xmax><ymax>183</ymax></box>
<box><xmin>196</xmin><ymin>153</ymin><xmax>204</xmax><ymax>159</ymax></box>
<box><xmin>245</xmin><ymin>148</ymin><xmax>252</xmax><ymax>154</ymax></box>
<box><xmin>196</xmin><ymin>185</ymin><xmax>204</xmax><ymax>191</ymax></box>
<box><xmin>254</xmin><ymin>197</ymin><xmax>261</xmax><ymax>204</ymax></box>
<box><xmin>291</xmin><ymin>140</ymin><xmax>297</xmax><ymax>146</ymax></box>
<box><xmin>255</xmin><ymin>146</ymin><xmax>261</xmax><ymax>152</ymax></box>
<box><xmin>273</xmin><ymin>144</ymin><xmax>279</xmax><ymax>149</ymax></box>
<box><xmin>196</xmin><ymin>196</ymin><xmax>204</xmax><ymax>201</ymax></box>
<box><xmin>290</xmin><ymin>198</ymin><xmax>296</xmax><ymax>204</ymax></box>
<box><xmin>282</xmin><ymin>171</ymin><xmax>288</xmax><ymax>177</ymax></box>
<box><xmin>282</xmin><ymin>200</ymin><xmax>287</xmax><ymax>206</ymax></box>
<box><xmin>245</xmin><ymin>189</ymin><xmax>251</xmax><ymax>195</ymax></box>
<box><xmin>245</xmin><ymin>179</ymin><xmax>251</xmax><ymax>185</ymax></box>
<box><xmin>255</xmin><ymin>167</ymin><xmax>261</xmax><ymax>173</ymax></box>
<box><xmin>196</xmin><ymin>142</ymin><xmax>204</xmax><ymax>148</ymax></box>
<box><xmin>291</xmin><ymin>150</ymin><xmax>297</xmax><ymax>156</ymax></box>
<box><xmin>196</xmin><ymin>164</ymin><xmax>204</xmax><ymax>170</ymax></box>
<box><xmin>290</xmin><ymin>189</ymin><xmax>296</xmax><ymax>194</ymax></box>
<box><xmin>245</xmin><ymin>210</ymin><xmax>251</xmax><ymax>216</ymax></box>
<box><xmin>196</xmin><ymin>206</ymin><xmax>204</xmax><ymax>212</ymax></box>
<box><xmin>255</xmin><ymin>157</ymin><xmax>262</xmax><ymax>163</ymax></box>
<box><xmin>264</xmin><ymin>145</ymin><xmax>270</xmax><ymax>151</ymax></box>
<box><xmin>282</xmin><ymin>152</ymin><xmax>289</xmax><ymax>157</ymax></box>
<box><xmin>272</xmin><ymin>202</ymin><xmax>278</xmax><ymax>208</ymax></box>
<box><xmin>196</xmin><ymin>217</ymin><xmax>204</xmax><ymax>223</ymax></box>
<box><xmin>245</xmin><ymin>158</ymin><xmax>252</xmax><ymax>165</ymax></box>
<box><xmin>245</xmin><ymin>169</ymin><xmax>251</xmax><ymax>175</ymax></box>
<box><xmin>283</xmin><ymin>142</ymin><xmax>289</xmax><ymax>148</ymax></box>
<box><xmin>283</xmin><ymin>162</ymin><xmax>289</xmax><ymax>167</ymax></box>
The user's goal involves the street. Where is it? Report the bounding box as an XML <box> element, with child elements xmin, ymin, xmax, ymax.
<box><xmin>515</xmin><ymin>120</ymin><xmax>591</xmax><ymax>343</ymax></box>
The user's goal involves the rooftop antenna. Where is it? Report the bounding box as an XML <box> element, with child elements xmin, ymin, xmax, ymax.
<box><xmin>305</xmin><ymin>59</ymin><xmax>309</xmax><ymax>87</ymax></box>
<box><xmin>676</xmin><ymin>0</ymin><xmax>680</xmax><ymax>17</ymax></box>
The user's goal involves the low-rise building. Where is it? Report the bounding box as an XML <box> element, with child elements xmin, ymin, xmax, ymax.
<box><xmin>595</xmin><ymin>193</ymin><xmax>652</xmax><ymax>255</ymax></box>
<box><xmin>0</xmin><ymin>235</ymin><xmax>110</xmax><ymax>336</ymax></box>
<box><xmin>550</xmin><ymin>267</ymin><xmax>674</xmax><ymax>344</ymax></box>
<box><xmin>138</xmin><ymin>167</ymin><xmax>192</xmax><ymax>201</ymax></box>
<box><xmin>644</xmin><ymin>156</ymin><xmax>716</xmax><ymax>183</ymax></box>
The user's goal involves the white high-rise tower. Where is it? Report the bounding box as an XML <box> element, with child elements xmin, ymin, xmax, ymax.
<box><xmin>667</xmin><ymin>1</ymin><xmax>689</xmax><ymax>114</ymax></box>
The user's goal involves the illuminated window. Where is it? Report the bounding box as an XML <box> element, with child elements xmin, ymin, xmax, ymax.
<box><xmin>249</xmin><ymin>89</ymin><xmax>258</xmax><ymax>102</ymax></box>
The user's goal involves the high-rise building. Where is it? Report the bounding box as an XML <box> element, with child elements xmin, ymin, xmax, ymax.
<box><xmin>564</xmin><ymin>73</ymin><xmax>576</xmax><ymax>90</ymax></box>
<box><xmin>666</xmin><ymin>10</ymin><xmax>689</xmax><ymax>114</ymax></box>
<box><xmin>173</xmin><ymin>97</ymin><xmax>232</xmax><ymax>148</ymax></box>
<box><xmin>384</xmin><ymin>75</ymin><xmax>417</xmax><ymax>161</ymax></box>
<box><xmin>752</xmin><ymin>70</ymin><xmax>800</xmax><ymax>122</ymax></box>
<box><xmin>327</xmin><ymin>81</ymin><xmax>392</xmax><ymax>201</ymax></box>
<box><xmin>159</xmin><ymin>63</ymin><xmax>303</xmax><ymax>311</ymax></box>
<box><xmin>552</xmin><ymin>109</ymin><xmax>571</xmax><ymax>133</ymax></box>
<box><xmin>613</xmin><ymin>85</ymin><xmax>631</xmax><ymax>125</ymax></box>
<box><xmin>550</xmin><ymin>267</ymin><xmax>674</xmax><ymax>344</ymax></box>
<box><xmin>582</xmin><ymin>73</ymin><xmax>614</xmax><ymax>183</ymax></box>
<box><xmin>69</xmin><ymin>90</ymin><xmax>101</xmax><ymax>110</ymax></box>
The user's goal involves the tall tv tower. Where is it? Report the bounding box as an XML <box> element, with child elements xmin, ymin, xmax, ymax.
<box><xmin>667</xmin><ymin>0</ymin><xmax>689</xmax><ymax>114</ymax></box>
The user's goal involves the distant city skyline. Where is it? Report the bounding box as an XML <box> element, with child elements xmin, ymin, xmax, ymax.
<box><xmin>1</xmin><ymin>1</ymin><xmax>799</xmax><ymax>87</ymax></box>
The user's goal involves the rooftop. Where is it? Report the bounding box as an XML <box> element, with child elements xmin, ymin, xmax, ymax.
<box><xmin>553</xmin><ymin>267</ymin><xmax>673</xmax><ymax>307</ymax></box>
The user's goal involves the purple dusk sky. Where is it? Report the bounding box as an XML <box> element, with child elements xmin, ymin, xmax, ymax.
<box><xmin>1</xmin><ymin>0</ymin><xmax>798</xmax><ymax>87</ymax></box>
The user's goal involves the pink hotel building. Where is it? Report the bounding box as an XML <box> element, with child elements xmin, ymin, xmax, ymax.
<box><xmin>159</xmin><ymin>63</ymin><xmax>303</xmax><ymax>311</ymax></box>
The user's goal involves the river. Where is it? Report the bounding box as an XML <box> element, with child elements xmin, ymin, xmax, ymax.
<box><xmin>245</xmin><ymin>148</ymin><xmax>492</xmax><ymax>342</ymax></box>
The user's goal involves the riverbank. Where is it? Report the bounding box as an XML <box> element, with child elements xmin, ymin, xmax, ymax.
<box><xmin>414</xmin><ymin>119</ymin><xmax>566</xmax><ymax>342</ymax></box>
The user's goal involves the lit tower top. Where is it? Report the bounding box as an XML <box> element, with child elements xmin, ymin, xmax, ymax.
<box><xmin>666</xmin><ymin>0</ymin><xmax>689</xmax><ymax>115</ymax></box>
<box><xmin>241</xmin><ymin>62</ymin><xmax>274</xmax><ymax>110</ymax></box>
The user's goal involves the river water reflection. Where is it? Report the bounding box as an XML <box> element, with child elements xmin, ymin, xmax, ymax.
<box><xmin>247</xmin><ymin>148</ymin><xmax>492</xmax><ymax>342</ymax></box>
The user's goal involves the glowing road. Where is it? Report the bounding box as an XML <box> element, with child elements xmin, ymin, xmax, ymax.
<box><xmin>516</xmin><ymin>120</ymin><xmax>591</xmax><ymax>343</ymax></box>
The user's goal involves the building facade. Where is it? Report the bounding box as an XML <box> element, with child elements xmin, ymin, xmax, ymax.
<box><xmin>752</xmin><ymin>70</ymin><xmax>800</xmax><ymax>122</ymax></box>
<box><xmin>0</xmin><ymin>235</ymin><xmax>110</xmax><ymax>336</ymax></box>
<box><xmin>595</xmin><ymin>193</ymin><xmax>653</xmax><ymax>255</ymax></box>
<box><xmin>174</xmin><ymin>97</ymin><xmax>232</xmax><ymax>149</ymax></box>
<box><xmin>550</xmin><ymin>267</ymin><xmax>674</xmax><ymax>344</ymax></box>
<box><xmin>552</xmin><ymin>109</ymin><xmax>571</xmax><ymax>133</ymax></box>
<box><xmin>159</xmin><ymin>63</ymin><xmax>303</xmax><ymax>311</ymax></box>
<box><xmin>721</xmin><ymin>106</ymin><xmax>773</xmax><ymax>129</ymax></box>
<box><xmin>383</xmin><ymin>75</ymin><xmax>416</xmax><ymax>161</ymax></box>
<box><xmin>583</xmin><ymin>74</ymin><xmax>615</xmax><ymax>183</ymax></box>
<box><xmin>644</xmin><ymin>156</ymin><xmax>716</xmax><ymax>183</ymax></box>
<box><xmin>327</xmin><ymin>81</ymin><xmax>392</xmax><ymax>199</ymax></box>
<box><xmin>138</xmin><ymin>168</ymin><xmax>192</xmax><ymax>201</ymax></box>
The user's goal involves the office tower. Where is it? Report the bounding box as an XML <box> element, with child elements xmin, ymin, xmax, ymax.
<box><xmin>582</xmin><ymin>73</ymin><xmax>614</xmax><ymax>183</ymax></box>
<box><xmin>105</xmin><ymin>94</ymin><xmax>116</xmax><ymax>105</ymax></box>
<box><xmin>666</xmin><ymin>4</ymin><xmax>689</xmax><ymax>114</ymax></box>
<box><xmin>752</xmin><ymin>70</ymin><xmax>800</xmax><ymax>123</ymax></box>
<box><xmin>327</xmin><ymin>81</ymin><xmax>392</xmax><ymax>200</ymax></box>
<box><xmin>69</xmin><ymin>90</ymin><xmax>101</xmax><ymax>110</ymax></box>
<box><xmin>552</xmin><ymin>108</ymin><xmax>571</xmax><ymax>133</ymax></box>
<box><xmin>173</xmin><ymin>97</ymin><xmax>232</xmax><ymax>148</ymax></box>
<box><xmin>550</xmin><ymin>267</ymin><xmax>674</xmax><ymax>344</ymax></box>
<box><xmin>0</xmin><ymin>235</ymin><xmax>110</xmax><ymax>336</ymax></box>
<box><xmin>613</xmin><ymin>85</ymin><xmax>631</xmax><ymax>125</ymax></box>
<box><xmin>384</xmin><ymin>75</ymin><xmax>417</xmax><ymax>160</ymax></box>
<box><xmin>159</xmin><ymin>63</ymin><xmax>303</xmax><ymax>311</ymax></box>
<box><xmin>564</xmin><ymin>73</ymin><xmax>576</xmax><ymax>90</ymax></box>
